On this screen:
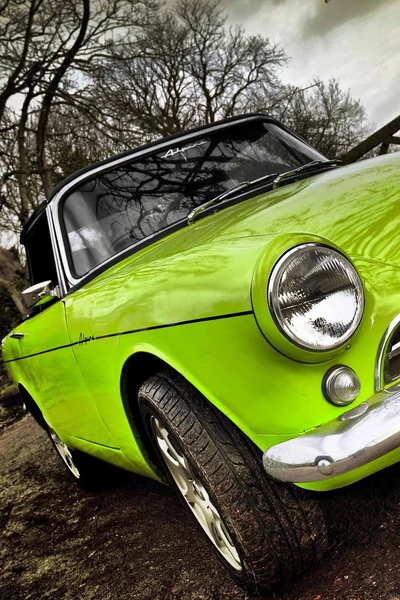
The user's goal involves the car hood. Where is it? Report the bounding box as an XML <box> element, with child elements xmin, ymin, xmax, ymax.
<box><xmin>198</xmin><ymin>152</ymin><xmax>400</xmax><ymax>267</ymax></box>
<box><xmin>92</xmin><ymin>152</ymin><xmax>400</xmax><ymax>292</ymax></box>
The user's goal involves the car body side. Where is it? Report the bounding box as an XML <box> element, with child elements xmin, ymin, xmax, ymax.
<box><xmin>4</xmin><ymin>147</ymin><xmax>400</xmax><ymax>492</ymax></box>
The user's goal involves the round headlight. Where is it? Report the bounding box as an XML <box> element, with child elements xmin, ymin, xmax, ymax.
<box><xmin>268</xmin><ymin>244</ymin><xmax>364</xmax><ymax>351</ymax></box>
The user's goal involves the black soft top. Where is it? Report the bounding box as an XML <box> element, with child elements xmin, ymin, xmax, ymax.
<box><xmin>20</xmin><ymin>201</ymin><xmax>48</xmax><ymax>245</ymax></box>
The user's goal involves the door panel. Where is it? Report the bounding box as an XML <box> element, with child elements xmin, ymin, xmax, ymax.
<box><xmin>7</xmin><ymin>300</ymin><xmax>115</xmax><ymax>446</ymax></box>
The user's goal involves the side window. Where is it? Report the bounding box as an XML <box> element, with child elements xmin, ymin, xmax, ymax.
<box><xmin>25</xmin><ymin>213</ymin><xmax>58</xmax><ymax>286</ymax></box>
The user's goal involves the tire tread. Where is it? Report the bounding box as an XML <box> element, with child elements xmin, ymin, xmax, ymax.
<box><xmin>138</xmin><ymin>370</ymin><xmax>327</xmax><ymax>592</ymax></box>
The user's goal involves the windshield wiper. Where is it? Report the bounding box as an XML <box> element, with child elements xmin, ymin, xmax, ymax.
<box><xmin>272</xmin><ymin>159</ymin><xmax>342</xmax><ymax>189</ymax></box>
<box><xmin>187</xmin><ymin>172</ymin><xmax>279</xmax><ymax>225</ymax></box>
<box><xmin>187</xmin><ymin>159</ymin><xmax>342</xmax><ymax>225</ymax></box>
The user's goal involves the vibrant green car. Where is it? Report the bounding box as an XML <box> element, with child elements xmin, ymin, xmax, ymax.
<box><xmin>3</xmin><ymin>113</ymin><xmax>400</xmax><ymax>592</ymax></box>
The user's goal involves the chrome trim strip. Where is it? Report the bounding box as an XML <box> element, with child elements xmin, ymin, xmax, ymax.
<box><xmin>263</xmin><ymin>382</ymin><xmax>400</xmax><ymax>483</ymax></box>
<box><xmin>46</xmin><ymin>205</ymin><xmax>67</xmax><ymax>296</ymax></box>
<box><xmin>374</xmin><ymin>312</ymin><xmax>400</xmax><ymax>391</ymax></box>
<box><xmin>50</xmin><ymin>116</ymin><xmax>268</xmax><ymax>289</ymax></box>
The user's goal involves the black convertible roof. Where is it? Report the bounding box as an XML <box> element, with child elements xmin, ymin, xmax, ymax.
<box><xmin>20</xmin><ymin>113</ymin><xmax>278</xmax><ymax>243</ymax></box>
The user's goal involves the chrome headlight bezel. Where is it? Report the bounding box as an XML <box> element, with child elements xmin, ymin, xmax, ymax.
<box><xmin>267</xmin><ymin>243</ymin><xmax>364</xmax><ymax>352</ymax></box>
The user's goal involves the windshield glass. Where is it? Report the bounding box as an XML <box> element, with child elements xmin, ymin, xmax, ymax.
<box><xmin>62</xmin><ymin>118</ymin><xmax>326</xmax><ymax>278</ymax></box>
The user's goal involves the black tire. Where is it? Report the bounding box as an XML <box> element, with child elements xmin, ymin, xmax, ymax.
<box><xmin>45</xmin><ymin>421</ymin><xmax>107</xmax><ymax>488</ymax></box>
<box><xmin>138</xmin><ymin>370</ymin><xmax>327</xmax><ymax>593</ymax></box>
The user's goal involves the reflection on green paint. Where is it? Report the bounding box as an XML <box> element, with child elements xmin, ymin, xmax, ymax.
<box><xmin>3</xmin><ymin>151</ymin><xmax>400</xmax><ymax>490</ymax></box>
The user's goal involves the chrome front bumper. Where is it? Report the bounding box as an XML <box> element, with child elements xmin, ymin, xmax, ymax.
<box><xmin>263</xmin><ymin>383</ymin><xmax>400</xmax><ymax>483</ymax></box>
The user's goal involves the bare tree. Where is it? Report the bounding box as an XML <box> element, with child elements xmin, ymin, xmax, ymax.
<box><xmin>267</xmin><ymin>79</ymin><xmax>369</xmax><ymax>158</ymax></box>
<box><xmin>176</xmin><ymin>0</ymin><xmax>285</xmax><ymax>122</ymax></box>
<box><xmin>0</xmin><ymin>0</ymin><xmax>160</xmax><ymax>228</ymax></box>
<box><xmin>0</xmin><ymin>0</ymin><xmax>43</xmax><ymax>123</ymax></box>
<box><xmin>0</xmin><ymin>0</ymin><xmax>159</xmax><ymax>322</ymax></box>
<box><xmin>92</xmin><ymin>0</ymin><xmax>286</xmax><ymax>138</ymax></box>
<box><xmin>0</xmin><ymin>0</ymin><xmax>371</xmax><ymax>327</ymax></box>
<box><xmin>0</xmin><ymin>246</ymin><xmax>27</xmax><ymax>315</ymax></box>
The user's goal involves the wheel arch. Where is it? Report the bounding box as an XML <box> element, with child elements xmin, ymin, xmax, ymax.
<box><xmin>119</xmin><ymin>347</ymin><xmax>253</xmax><ymax>470</ymax></box>
<box><xmin>120</xmin><ymin>350</ymin><xmax>167</xmax><ymax>424</ymax></box>
<box><xmin>120</xmin><ymin>350</ymin><xmax>176</xmax><ymax>473</ymax></box>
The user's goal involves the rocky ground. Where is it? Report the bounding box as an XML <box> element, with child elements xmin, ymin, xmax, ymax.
<box><xmin>1</xmin><ymin>412</ymin><xmax>400</xmax><ymax>600</ymax></box>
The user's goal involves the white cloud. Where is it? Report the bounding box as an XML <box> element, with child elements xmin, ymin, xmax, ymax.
<box><xmin>220</xmin><ymin>0</ymin><xmax>400</xmax><ymax>128</ymax></box>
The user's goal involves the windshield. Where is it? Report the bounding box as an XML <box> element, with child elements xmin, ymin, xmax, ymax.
<box><xmin>62</xmin><ymin>118</ymin><xmax>326</xmax><ymax>278</ymax></box>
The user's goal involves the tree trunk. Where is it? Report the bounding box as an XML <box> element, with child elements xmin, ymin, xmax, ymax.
<box><xmin>36</xmin><ymin>0</ymin><xmax>90</xmax><ymax>198</ymax></box>
<box><xmin>0</xmin><ymin>247</ymin><xmax>28</xmax><ymax>317</ymax></box>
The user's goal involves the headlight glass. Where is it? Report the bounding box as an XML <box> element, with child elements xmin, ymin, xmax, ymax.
<box><xmin>268</xmin><ymin>244</ymin><xmax>364</xmax><ymax>350</ymax></box>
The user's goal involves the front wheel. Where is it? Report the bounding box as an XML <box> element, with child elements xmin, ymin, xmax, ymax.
<box><xmin>138</xmin><ymin>371</ymin><xmax>327</xmax><ymax>593</ymax></box>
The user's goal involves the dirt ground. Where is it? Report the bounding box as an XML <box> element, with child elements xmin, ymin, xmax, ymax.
<box><xmin>1</xmin><ymin>415</ymin><xmax>400</xmax><ymax>600</ymax></box>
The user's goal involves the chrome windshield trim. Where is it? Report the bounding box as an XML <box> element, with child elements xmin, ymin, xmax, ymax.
<box><xmin>50</xmin><ymin>116</ymin><xmax>271</xmax><ymax>289</ymax></box>
<box><xmin>375</xmin><ymin>311</ymin><xmax>400</xmax><ymax>391</ymax></box>
<box><xmin>46</xmin><ymin>205</ymin><xmax>67</xmax><ymax>296</ymax></box>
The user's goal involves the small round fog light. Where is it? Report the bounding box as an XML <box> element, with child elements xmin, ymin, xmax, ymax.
<box><xmin>323</xmin><ymin>365</ymin><xmax>360</xmax><ymax>406</ymax></box>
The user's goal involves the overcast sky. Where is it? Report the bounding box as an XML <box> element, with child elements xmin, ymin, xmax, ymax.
<box><xmin>217</xmin><ymin>0</ymin><xmax>399</xmax><ymax>129</ymax></box>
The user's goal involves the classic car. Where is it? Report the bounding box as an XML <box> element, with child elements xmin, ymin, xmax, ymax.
<box><xmin>3</xmin><ymin>113</ymin><xmax>400</xmax><ymax>592</ymax></box>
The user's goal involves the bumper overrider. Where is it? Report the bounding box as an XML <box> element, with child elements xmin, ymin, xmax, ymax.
<box><xmin>263</xmin><ymin>383</ymin><xmax>400</xmax><ymax>483</ymax></box>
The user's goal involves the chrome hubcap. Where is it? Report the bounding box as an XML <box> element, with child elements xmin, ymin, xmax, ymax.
<box><xmin>48</xmin><ymin>424</ymin><xmax>81</xmax><ymax>479</ymax></box>
<box><xmin>150</xmin><ymin>416</ymin><xmax>242</xmax><ymax>571</ymax></box>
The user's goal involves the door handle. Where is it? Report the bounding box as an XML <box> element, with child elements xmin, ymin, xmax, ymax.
<box><xmin>10</xmin><ymin>332</ymin><xmax>24</xmax><ymax>339</ymax></box>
